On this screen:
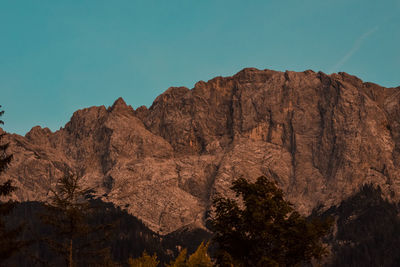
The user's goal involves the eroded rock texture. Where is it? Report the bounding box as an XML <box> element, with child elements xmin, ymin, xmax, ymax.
<box><xmin>1</xmin><ymin>68</ymin><xmax>400</xmax><ymax>234</ymax></box>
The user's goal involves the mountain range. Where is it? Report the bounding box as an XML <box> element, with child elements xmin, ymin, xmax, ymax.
<box><xmin>2</xmin><ymin>67</ymin><xmax>400</xmax><ymax>238</ymax></box>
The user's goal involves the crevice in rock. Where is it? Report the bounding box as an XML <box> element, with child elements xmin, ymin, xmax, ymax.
<box><xmin>103</xmin><ymin>175</ymin><xmax>115</xmax><ymax>193</ymax></box>
<box><xmin>288</xmin><ymin>110</ymin><xmax>297</xmax><ymax>182</ymax></box>
<box><xmin>267</xmin><ymin>109</ymin><xmax>273</xmax><ymax>143</ymax></box>
<box><xmin>227</xmin><ymin>82</ymin><xmax>241</xmax><ymax>141</ymax></box>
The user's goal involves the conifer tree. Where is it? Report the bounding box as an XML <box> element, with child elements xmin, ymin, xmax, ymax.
<box><xmin>166</xmin><ymin>248</ymin><xmax>187</xmax><ymax>267</ymax></box>
<box><xmin>0</xmin><ymin>106</ymin><xmax>24</xmax><ymax>263</ymax></box>
<box><xmin>0</xmin><ymin>107</ymin><xmax>12</xmax><ymax>175</ymax></box>
<box><xmin>41</xmin><ymin>169</ymin><xmax>113</xmax><ymax>266</ymax></box>
<box><xmin>186</xmin><ymin>242</ymin><xmax>212</xmax><ymax>267</ymax></box>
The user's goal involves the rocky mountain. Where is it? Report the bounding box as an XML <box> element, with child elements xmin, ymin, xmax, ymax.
<box><xmin>1</xmin><ymin>68</ymin><xmax>400</xmax><ymax>235</ymax></box>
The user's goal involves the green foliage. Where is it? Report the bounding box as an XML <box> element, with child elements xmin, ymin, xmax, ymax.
<box><xmin>128</xmin><ymin>251</ymin><xmax>159</xmax><ymax>267</ymax></box>
<box><xmin>211</xmin><ymin>176</ymin><xmax>333</xmax><ymax>267</ymax></box>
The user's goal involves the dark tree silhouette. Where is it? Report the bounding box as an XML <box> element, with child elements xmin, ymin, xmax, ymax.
<box><xmin>211</xmin><ymin>176</ymin><xmax>333</xmax><ymax>267</ymax></box>
<box><xmin>0</xmin><ymin>106</ymin><xmax>12</xmax><ymax>175</ymax></box>
<box><xmin>324</xmin><ymin>184</ymin><xmax>400</xmax><ymax>267</ymax></box>
<box><xmin>41</xmin><ymin>170</ymin><xmax>114</xmax><ymax>267</ymax></box>
<box><xmin>0</xmin><ymin>106</ymin><xmax>25</xmax><ymax>264</ymax></box>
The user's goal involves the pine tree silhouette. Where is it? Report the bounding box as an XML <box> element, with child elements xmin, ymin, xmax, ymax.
<box><xmin>0</xmin><ymin>106</ymin><xmax>25</xmax><ymax>264</ymax></box>
<box><xmin>41</xmin><ymin>168</ymin><xmax>114</xmax><ymax>266</ymax></box>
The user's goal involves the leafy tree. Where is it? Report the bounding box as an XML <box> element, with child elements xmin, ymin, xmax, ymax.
<box><xmin>128</xmin><ymin>251</ymin><xmax>159</xmax><ymax>267</ymax></box>
<box><xmin>0</xmin><ymin>106</ymin><xmax>25</xmax><ymax>263</ymax></box>
<box><xmin>167</xmin><ymin>242</ymin><xmax>213</xmax><ymax>267</ymax></box>
<box><xmin>211</xmin><ymin>176</ymin><xmax>333</xmax><ymax>267</ymax></box>
<box><xmin>41</xmin><ymin>170</ymin><xmax>113</xmax><ymax>266</ymax></box>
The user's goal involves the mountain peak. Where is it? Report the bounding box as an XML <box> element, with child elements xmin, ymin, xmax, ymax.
<box><xmin>25</xmin><ymin>126</ymin><xmax>52</xmax><ymax>145</ymax></box>
<box><xmin>111</xmin><ymin>97</ymin><xmax>127</xmax><ymax>108</ymax></box>
<box><xmin>109</xmin><ymin>97</ymin><xmax>134</xmax><ymax>115</ymax></box>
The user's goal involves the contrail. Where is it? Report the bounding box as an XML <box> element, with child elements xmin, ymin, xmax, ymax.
<box><xmin>329</xmin><ymin>25</ymin><xmax>379</xmax><ymax>73</ymax></box>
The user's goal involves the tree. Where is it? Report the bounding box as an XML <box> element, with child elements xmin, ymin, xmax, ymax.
<box><xmin>0</xmin><ymin>106</ymin><xmax>25</xmax><ymax>263</ymax></box>
<box><xmin>128</xmin><ymin>251</ymin><xmax>159</xmax><ymax>267</ymax></box>
<box><xmin>211</xmin><ymin>176</ymin><xmax>333</xmax><ymax>267</ymax></box>
<box><xmin>0</xmin><ymin>107</ymin><xmax>12</xmax><ymax>175</ymax></box>
<box><xmin>167</xmin><ymin>242</ymin><xmax>213</xmax><ymax>267</ymax></box>
<box><xmin>41</xmin><ymin>169</ymin><xmax>113</xmax><ymax>266</ymax></box>
<box><xmin>325</xmin><ymin>184</ymin><xmax>400</xmax><ymax>266</ymax></box>
<box><xmin>0</xmin><ymin>181</ymin><xmax>23</xmax><ymax>263</ymax></box>
<box><xmin>186</xmin><ymin>242</ymin><xmax>212</xmax><ymax>267</ymax></box>
<box><xmin>166</xmin><ymin>248</ymin><xmax>187</xmax><ymax>267</ymax></box>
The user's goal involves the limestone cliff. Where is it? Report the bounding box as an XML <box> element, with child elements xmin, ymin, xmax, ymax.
<box><xmin>1</xmin><ymin>68</ymin><xmax>400</xmax><ymax>234</ymax></box>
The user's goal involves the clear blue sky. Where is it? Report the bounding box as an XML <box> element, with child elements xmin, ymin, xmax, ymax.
<box><xmin>1</xmin><ymin>0</ymin><xmax>399</xmax><ymax>135</ymax></box>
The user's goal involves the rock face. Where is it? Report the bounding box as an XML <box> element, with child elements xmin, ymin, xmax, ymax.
<box><xmin>1</xmin><ymin>68</ymin><xmax>400</xmax><ymax>234</ymax></box>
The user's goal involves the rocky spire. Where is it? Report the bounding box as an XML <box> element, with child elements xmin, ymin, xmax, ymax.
<box><xmin>109</xmin><ymin>97</ymin><xmax>134</xmax><ymax>115</ymax></box>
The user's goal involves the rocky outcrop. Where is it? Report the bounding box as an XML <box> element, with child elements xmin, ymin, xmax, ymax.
<box><xmin>1</xmin><ymin>68</ymin><xmax>400</xmax><ymax>234</ymax></box>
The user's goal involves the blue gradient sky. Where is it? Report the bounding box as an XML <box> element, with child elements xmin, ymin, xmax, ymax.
<box><xmin>1</xmin><ymin>0</ymin><xmax>399</xmax><ymax>134</ymax></box>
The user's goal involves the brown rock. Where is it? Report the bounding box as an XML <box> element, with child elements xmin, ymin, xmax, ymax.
<box><xmin>1</xmin><ymin>69</ymin><xmax>400</xmax><ymax>234</ymax></box>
